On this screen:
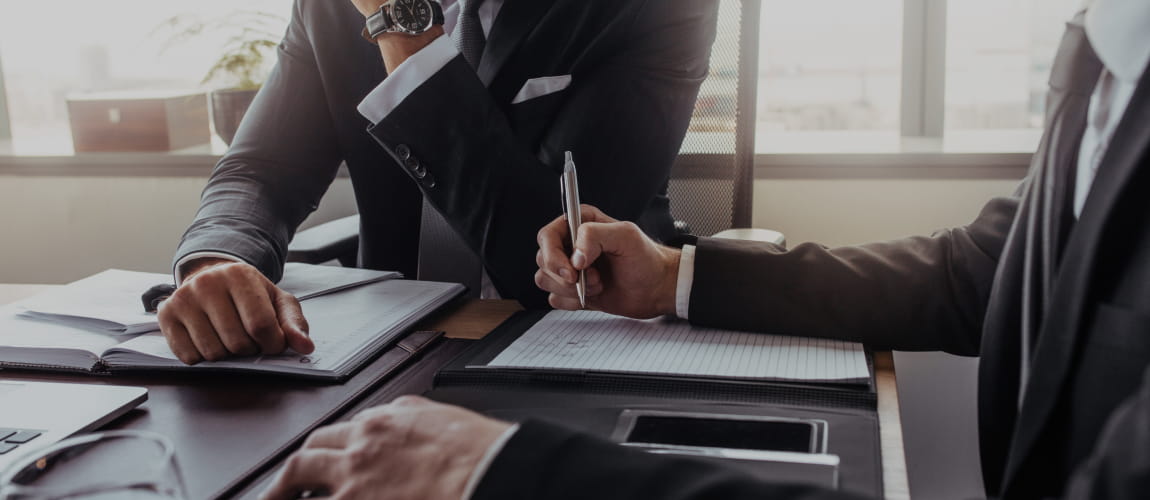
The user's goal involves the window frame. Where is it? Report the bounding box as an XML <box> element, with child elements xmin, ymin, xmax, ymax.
<box><xmin>0</xmin><ymin>49</ymin><xmax>10</xmax><ymax>140</ymax></box>
<box><xmin>900</xmin><ymin>0</ymin><xmax>948</xmax><ymax>139</ymax></box>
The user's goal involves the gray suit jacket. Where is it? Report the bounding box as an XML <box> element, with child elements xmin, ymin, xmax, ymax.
<box><xmin>474</xmin><ymin>15</ymin><xmax>1150</xmax><ymax>500</ymax></box>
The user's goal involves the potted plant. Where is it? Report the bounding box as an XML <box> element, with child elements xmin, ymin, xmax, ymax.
<box><xmin>157</xmin><ymin>10</ymin><xmax>286</xmax><ymax>145</ymax></box>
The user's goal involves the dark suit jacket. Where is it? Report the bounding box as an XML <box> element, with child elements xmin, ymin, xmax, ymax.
<box><xmin>473</xmin><ymin>16</ymin><xmax>1150</xmax><ymax>500</ymax></box>
<box><xmin>174</xmin><ymin>0</ymin><xmax>717</xmax><ymax>307</ymax></box>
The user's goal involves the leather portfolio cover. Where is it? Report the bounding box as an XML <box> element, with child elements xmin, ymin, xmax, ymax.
<box><xmin>429</xmin><ymin>311</ymin><xmax>885</xmax><ymax>496</ymax></box>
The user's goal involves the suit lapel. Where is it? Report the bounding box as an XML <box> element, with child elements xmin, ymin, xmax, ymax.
<box><xmin>476</xmin><ymin>0</ymin><xmax>552</xmax><ymax>86</ymax></box>
<box><xmin>1003</xmin><ymin>62</ymin><xmax>1150</xmax><ymax>493</ymax></box>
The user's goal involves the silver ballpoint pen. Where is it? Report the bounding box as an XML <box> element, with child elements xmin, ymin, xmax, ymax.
<box><xmin>561</xmin><ymin>151</ymin><xmax>587</xmax><ymax>308</ymax></box>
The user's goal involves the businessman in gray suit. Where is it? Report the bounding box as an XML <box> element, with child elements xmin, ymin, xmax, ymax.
<box><xmin>263</xmin><ymin>2</ymin><xmax>1150</xmax><ymax>498</ymax></box>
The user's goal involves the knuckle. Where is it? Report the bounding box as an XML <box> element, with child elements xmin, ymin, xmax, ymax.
<box><xmin>163</xmin><ymin>290</ymin><xmax>188</xmax><ymax>311</ymax></box>
<box><xmin>361</xmin><ymin>414</ymin><xmax>393</xmax><ymax>434</ymax></box>
<box><xmin>620</xmin><ymin>221</ymin><xmax>641</xmax><ymax>235</ymax></box>
<box><xmin>340</xmin><ymin>451</ymin><xmax>377</xmax><ymax>479</ymax></box>
<box><xmin>248</xmin><ymin>320</ymin><xmax>281</xmax><ymax>344</ymax></box>
<box><xmin>238</xmin><ymin>263</ymin><xmax>260</xmax><ymax>278</ymax></box>
<box><xmin>192</xmin><ymin>269</ymin><xmax>224</xmax><ymax>288</ymax></box>
<box><xmin>534</xmin><ymin>270</ymin><xmax>548</xmax><ymax>289</ymax></box>
<box><xmin>283</xmin><ymin>453</ymin><xmax>305</xmax><ymax>475</ymax></box>
<box><xmin>206</xmin><ymin>344</ymin><xmax>230</xmax><ymax>361</ymax></box>
<box><xmin>302</xmin><ymin>431</ymin><xmax>321</xmax><ymax>449</ymax></box>
<box><xmin>280</xmin><ymin>291</ymin><xmax>302</xmax><ymax>307</ymax></box>
<box><xmin>157</xmin><ymin>305</ymin><xmax>178</xmax><ymax>327</ymax></box>
<box><xmin>393</xmin><ymin>395</ymin><xmax>424</xmax><ymax>406</ymax></box>
<box><xmin>221</xmin><ymin>335</ymin><xmax>257</xmax><ymax>356</ymax></box>
<box><xmin>345</xmin><ymin>445</ymin><xmax>373</xmax><ymax>468</ymax></box>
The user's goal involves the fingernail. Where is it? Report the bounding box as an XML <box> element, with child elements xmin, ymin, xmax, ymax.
<box><xmin>559</xmin><ymin>268</ymin><xmax>572</xmax><ymax>281</ymax></box>
<box><xmin>572</xmin><ymin>250</ymin><xmax>587</xmax><ymax>269</ymax></box>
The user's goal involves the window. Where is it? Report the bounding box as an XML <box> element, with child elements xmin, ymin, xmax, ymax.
<box><xmin>0</xmin><ymin>0</ymin><xmax>291</xmax><ymax>155</ymax></box>
<box><xmin>757</xmin><ymin>0</ymin><xmax>903</xmax><ymax>152</ymax></box>
<box><xmin>0</xmin><ymin>0</ymin><xmax>1087</xmax><ymax>158</ymax></box>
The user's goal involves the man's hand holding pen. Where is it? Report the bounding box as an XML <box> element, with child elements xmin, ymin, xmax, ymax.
<box><xmin>535</xmin><ymin>204</ymin><xmax>682</xmax><ymax>319</ymax></box>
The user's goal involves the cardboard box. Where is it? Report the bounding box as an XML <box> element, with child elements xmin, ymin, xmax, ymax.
<box><xmin>67</xmin><ymin>90</ymin><xmax>210</xmax><ymax>152</ymax></box>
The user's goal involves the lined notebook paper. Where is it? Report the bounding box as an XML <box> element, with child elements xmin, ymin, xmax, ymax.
<box><xmin>485</xmin><ymin>311</ymin><xmax>869</xmax><ymax>384</ymax></box>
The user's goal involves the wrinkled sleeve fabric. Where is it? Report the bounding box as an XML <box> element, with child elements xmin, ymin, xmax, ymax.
<box><xmin>173</xmin><ymin>1</ymin><xmax>344</xmax><ymax>284</ymax></box>
<box><xmin>688</xmin><ymin>195</ymin><xmax>1021</xmax><ymax>355</ymax></box>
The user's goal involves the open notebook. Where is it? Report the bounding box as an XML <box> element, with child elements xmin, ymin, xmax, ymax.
<box><xmin>0</xmin><ymin>265</ymin><xmax>463</xmax><ymax>380</ymax></box>
<box><xmin>477</xmin><ymin>310</ymin><xmax>870</xmax><ymax>384</ymax></box>
<box><xmin>14</xmin><ymin>263</ymin><xmax>401</xmax><ymax>335</ymax></box>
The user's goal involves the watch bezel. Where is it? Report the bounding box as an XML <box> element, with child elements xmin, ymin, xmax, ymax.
<box><xmin>389</xmin><ymin>0</ymin><xmax>436</xmax><ymax>35</ymax></box>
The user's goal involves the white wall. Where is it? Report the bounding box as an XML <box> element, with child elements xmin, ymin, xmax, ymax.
<box><xmin>754</xmin><ymin>178</ymin><xmax>1019</xmax><ymax>246</ymax></box>
<box><xmin>0</xmin><ymin>174</ymin><xmax>1017</xmax><ymax>284</ymax></box>
<box><xmin>0</xmin><ymin>176</ymin><xmax>357</xmax><ymax>283</ymax></box>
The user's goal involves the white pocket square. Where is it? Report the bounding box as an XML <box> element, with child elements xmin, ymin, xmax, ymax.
<box><xmin>512</xmin><ymin>75</ymin><xmax>573</xmax><ymax>104</ymax></box>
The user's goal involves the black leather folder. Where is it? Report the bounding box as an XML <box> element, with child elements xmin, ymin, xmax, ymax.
<box><xmin>428</xmin><ymin>310</ymin><xmax>884</xmax><ymax>497</ymax></box>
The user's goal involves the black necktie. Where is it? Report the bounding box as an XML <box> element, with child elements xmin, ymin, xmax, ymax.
<box><xmin>455</xmin><ymin>0</ymin><xmax>486</xmax><ymax>69</ymax></box>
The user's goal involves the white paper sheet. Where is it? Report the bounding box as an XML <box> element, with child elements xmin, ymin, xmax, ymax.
<box><xmin>15</xmin><ymin>265</ymin><xmax>400</xmax><ymax>336</ymax></box>
<box><xmin>486</xmin><ymin>310</ymin><xmax>869</xmax><ymax>383</ymax></box>
<box><xmin>16</xmin><ymin>270</ymin><xmax>167</xmax><ymax>334</ymax></box>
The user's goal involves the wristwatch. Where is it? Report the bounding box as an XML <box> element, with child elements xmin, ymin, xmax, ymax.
<box><xmin>362</xmin><ymin>0</ymin><xmax>445</xmax><ymax>42</ymax></box>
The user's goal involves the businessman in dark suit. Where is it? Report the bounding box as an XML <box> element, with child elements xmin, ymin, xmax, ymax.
<box><xmin>158</xmin><ymin>0</ymin><xmax>717</xmax><ymax>363</ymax></box>
<box><xmin>263</xmin><ymin>3</ymin><xmax>1150</xmax><ymax>499</ymax></box>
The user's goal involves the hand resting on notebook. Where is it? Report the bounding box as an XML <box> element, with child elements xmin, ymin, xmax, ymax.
<box><xmin>535</xmin><ymin>204</ymin><xmax>681</xmax><ymax>319</ymax></box>
<box><xmin>158</xmin><ymin>259</ymin><xmax>314</xmax><ymax>364</ymax></box>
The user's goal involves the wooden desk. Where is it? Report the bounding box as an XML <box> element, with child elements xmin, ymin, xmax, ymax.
<box><xmin>0</xmin><ymin>284</ymin><xmax>908</xmax><ymax>499</ymax></box>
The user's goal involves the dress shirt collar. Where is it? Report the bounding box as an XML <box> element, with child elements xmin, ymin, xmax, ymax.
<box><xmin>1084</xmin><ymin>0</ymin><xmax>1150</xmax><ymax>83</ymax></box>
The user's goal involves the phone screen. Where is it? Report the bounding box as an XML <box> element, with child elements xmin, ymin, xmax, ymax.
<box><xmin>625</xmin><ymin>415</ymin><xmax>816</xmax><ymax>453</ymax></box>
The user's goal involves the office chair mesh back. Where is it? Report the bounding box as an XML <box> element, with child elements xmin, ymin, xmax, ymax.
<box><xmin>666</xmin><ymin>0</ymin><xmax>758</xmax><ymax>237</ymax></box>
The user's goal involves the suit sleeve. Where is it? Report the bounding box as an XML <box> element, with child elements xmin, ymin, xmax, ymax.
<box><xmin>470</xmin><ymin>419</ymin><xmax>869</xmax><ymax>500</ymax></box>
<box><xmin>365</xmin><ymin>0</ymin><xmax>717</xmax><ymax>307</ymax></box>
<box><xmin>1062</xmin><ymin>366</ymin><xmax>1150</xmax><ymax>499</ymax></box>
<box><xmin>689</xmin><ymin>194</ymin><xmax>1021</xmax><ymax>355</ymax></box>
<box><xmin>173</xmin><ymin>1</ymin><xmax>344</xmax><ymax>283</ymax></box>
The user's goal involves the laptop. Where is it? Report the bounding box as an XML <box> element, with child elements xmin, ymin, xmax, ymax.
<box><xmin>0</xmin><ymin>381</ymin><xmax>147</xmax><ymax>471</ymax></box>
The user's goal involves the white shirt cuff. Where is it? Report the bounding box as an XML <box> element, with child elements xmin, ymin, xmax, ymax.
<box><xmin>174</xmin><ymin>252</ymin><xmax>244</xmax><ymax>285</ymax></box>
<box><xmin>461</xmin><ymin>423</ymin><xmax>520</xmax><ymax>500</ymax></box>
<box><xmin>675</xmin><ymin>245</ymin><xmax>697</xmax><ymax>320</ymax></box>
<box><xmin>357</xmin><ymin>35</ymin><xmax>459</xmax><ymax>124</ymax></box>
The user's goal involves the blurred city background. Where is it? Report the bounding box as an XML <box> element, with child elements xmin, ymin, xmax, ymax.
<box><xmin>0</xmin><ymin>0</ymin><xmax>1084</xmax><ymax>155</ymax></box>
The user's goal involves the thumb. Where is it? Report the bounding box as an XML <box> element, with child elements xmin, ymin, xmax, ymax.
<box><xmin>573</xmin><ymin>221</ymin><xmax>637</xmax><ymax>270</ymax></box>
<box><xmin>272</xmin><ymin>289</ymin><xmax>314</xmax><ymax>354</ymax></box>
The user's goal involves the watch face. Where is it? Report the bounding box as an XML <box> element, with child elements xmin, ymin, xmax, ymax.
<box><xmin>392</xmin><ymin>0</ymin><xmax>434</xmax><ymax>33</ymax></box>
